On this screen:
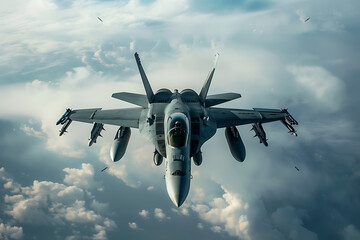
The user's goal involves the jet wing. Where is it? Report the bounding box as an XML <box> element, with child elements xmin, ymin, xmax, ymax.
<box><xmin>209</xmin><ymin>107</ymin><xmax>296</xmax><ymax>128</ymax></box>
<box><xmin>68</xmin><ymin>107</ymin><xmax>143</xmax><ymax>128</ymax></box>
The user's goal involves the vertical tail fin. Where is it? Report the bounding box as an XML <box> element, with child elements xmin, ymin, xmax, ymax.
<box><xmin>134</xmin><ymin>52</ymin><xmax>154</xmax><ymax>103</ymax></box>
<box><xmin>199</xmin><ymin>53</ymin><xmax>219</xmax><ymax>103</ymax></box>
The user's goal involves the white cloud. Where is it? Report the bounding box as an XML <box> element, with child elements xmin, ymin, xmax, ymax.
<box><xmin>171</xmin><ymin>205</ymin><xmax>190</xmax><ymax>216</ymax></box>
<box><xmin>20</xmin><ymin>124</ymin><xmax>45</xmax><ymax>138</ymax></box>
<box><xmin>147</xmin><ymin>186</ymin><xmax>154</xmax><ymax>191</ymax></box>
<box><xmin>93</xmin><ymin>224</ymin><xmax>107</xmax><ymax>240</ymax></box>
<box><xmin>288</xmin><ymin>65</ymin><xmax>344</xmax><ymax>110</ymax></box>
<box><xmin>139</xmin><ymin>209</ymin><xmax>149</xmax><ymax>218</ymax></box>
<box><xmin>63</xmin><ymin>163</ymin><xmax>98</xmax><ymax>189</ymax></box>
<box><xmin>129</xmin><ymin>41</ymin><xmax>135</xmax><ymax>51</ymax></box>
<box><xmin>0</xmin><ymin>222</ymin><xmax>23</xmax><ymax>240</ymax></box>
<box><xmin>63</xmin><ymin>200</ymin><xmax>102</xmax><ymax>223</ymax></box>
<box><xmin>0</xmin><ymin>167</ymin><xmax>115</xmax><ymax>238</ymax></box>
<box><xmin>154</xmin><ymin>208</ymin><xmax>169</xmax><ymax>221</ymax></box>
<box><xmin>0</xmin><ymin>1</ymin><xmax>358</xmax><ymax>239</ymax></box>
<box><xmin>210</xmin><ymin>225</ymin><xmax>222</xmax><ymax>233</ymax></box>
<box><xmin>128</xmin><ymin>222</ymin><xmax>142</xmax><ymax>231</ymax></box>
<box><xmin>190</xmin><ymin>186</ymin><xmax>250</xmax><ymax>240</ymax></box>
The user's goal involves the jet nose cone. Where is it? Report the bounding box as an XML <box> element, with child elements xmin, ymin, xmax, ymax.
<box><xmin>166</xmin><ymin>175</ymin><xmax>190</xmax><ymax>208</ymax></box>
<box><xmin>172</xmin><ymin>193</ymin><xmax>186</xmax><ymax>207</ymax></box>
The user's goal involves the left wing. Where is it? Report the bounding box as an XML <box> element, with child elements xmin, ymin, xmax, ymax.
<box><xmin>209</xmin><ymin>107</ymin><xmax>298</xmax><ymax>129</ymax></box>
<box><xmin>67</xmin><ymin>107</ymin><xmax>143</xmax><ymax>128</ymax></box>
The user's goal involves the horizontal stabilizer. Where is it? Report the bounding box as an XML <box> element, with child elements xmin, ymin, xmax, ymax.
<box><xmin>112</xmin><ymin>92</ymin><xmax>148</xmax><ymax>107</ymax></box>
<box><xmin>205</xmin><ymin>93</ymin><xmax>241</xmax><ymax>107</ymax></box>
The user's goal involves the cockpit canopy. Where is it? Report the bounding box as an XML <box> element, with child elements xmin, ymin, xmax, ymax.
<box><xmin>167</xmin><ymin>113</ymin><xmax>189</xmax><ymax>148</ymax></box>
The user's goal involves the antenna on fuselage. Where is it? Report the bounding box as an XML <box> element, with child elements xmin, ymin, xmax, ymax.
<box><xmin>134</xmin><ymin>52</ymin><xmax>155</xmax><ymax>103</ymax></box>
<box><xmin>199</xmin><ymin>53</ymin><xmax>219</xmax><ymax>104</ymax></box>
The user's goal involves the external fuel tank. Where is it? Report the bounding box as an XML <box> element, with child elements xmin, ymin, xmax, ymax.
<box><xmin>110</xmin><ymin>127</ymin><xmax>131</xmax><ymax>162</ymax></box>
<box><xmin>225</xmin><ymin>126</ymin><xmax>246</xmax><ymax>162</ymax></box>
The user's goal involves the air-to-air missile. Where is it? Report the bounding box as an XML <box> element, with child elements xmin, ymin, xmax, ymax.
<box><xmin>89</xmin><ymin>123</ymin><xmax>104</xmax><ymax>146</ymax></box>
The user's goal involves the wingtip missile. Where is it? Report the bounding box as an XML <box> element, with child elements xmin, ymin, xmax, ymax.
<box><xmin>56</xmin><ymin>108</ymin><xmax>72</xmax><ymax>125</ymax></box>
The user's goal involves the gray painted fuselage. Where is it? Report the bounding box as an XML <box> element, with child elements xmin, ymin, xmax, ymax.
<box><xmin>139</xmin><ymin>89</ymin><xmax>216</xmax><ymax>206</ymax></box>
<box><xmin>59</xmin><ymin>52</ymin><xmax>298</xmax><ymax>207</ymax></box>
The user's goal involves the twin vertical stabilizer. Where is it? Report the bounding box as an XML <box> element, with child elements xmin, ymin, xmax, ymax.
<box><xmin>134</xmin><ymin>52</ymin><xmax>154</xmax><ymax>103</ymax></box>
<box><xmin>199</xmin><ymin>53</ymin><xmax>219</xmax><ymax>103</ymax></box>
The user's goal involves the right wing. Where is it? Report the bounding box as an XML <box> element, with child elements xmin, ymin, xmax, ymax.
<box><xmin>209</xmin><ymin>107</ymin><xmax>298</xmax><ymax>128</ymax></box>
<box><xmin>68</xmin><ymin>107</ymin><xmax>143</xmax><ymax>128</ymax></box>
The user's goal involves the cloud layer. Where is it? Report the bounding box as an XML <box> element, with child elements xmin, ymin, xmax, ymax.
<box><xmin>1</xmin><ymin>0</ymin><xmax>360</xmax><ymax>239</ymax></box>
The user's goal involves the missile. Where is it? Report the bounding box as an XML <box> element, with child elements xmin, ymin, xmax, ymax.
<box><xmin>281</xmin><ymin>120</ymin><xmax>298</xmax><ymax>136</ymax></box>
<box><xmin>59</xmin><ymin>119</ymin><xmax>72</xmax><ymax>136</ymax></box>
<box><xmin>101</xmin><ymin>167</ymin><xmax>108</xmax><ymax>172</ymax></box>
<box><xmin>97</xmin><ymin>17</ymin><xmax>103</xmax><ymax>22</ymax></box>
<box><xmin>251</xmin><ymin>123</ymin><xmax>268</xmax><ymax>147</ymax></box>
<box><xmin>56</xmin><ymin>108</ymin><xmax>72</xmax><ymax>125</ymax></box>
<box><xmin>110</xmin><ymin>127</ymin><xmax>131</xmax><ymax>162</ymax></box>
<box><xmin>89</xmin><ymin>123</ymin><xmax>104</xmax><ymax>146</ymax></box>
<box><xmin>304</xmin><ymin>17</ymin><xmax>310</xmax><ymax>22</ymax></box>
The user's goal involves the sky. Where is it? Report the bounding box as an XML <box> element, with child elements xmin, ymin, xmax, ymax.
<box><xmin>0</xmin><ymin>0</ymin><xmax>360</xmax><ymax>239</ymax></box>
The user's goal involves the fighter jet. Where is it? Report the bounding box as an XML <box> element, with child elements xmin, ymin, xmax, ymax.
<box><xmin>56</xmin><ymin>52</ymin><xmax>298</xmax><ymax>207</ymax></box>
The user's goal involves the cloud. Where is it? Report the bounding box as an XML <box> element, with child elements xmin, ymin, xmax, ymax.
<box><xmin>190</xmin><ymin>186</ymin><xmax>250</xmax><ymax>239</ymax></box>
<box><xmin>139</xmin><ymin>209</ymin><xmax>149</xmax><ymax>218</ymax></box>
<box><xmin>20</xmin><ymin>124</ymin><xmax>45</xmax><ymax>138</ymax></box>
<box><xmin>63</xmin><ymin>163</ymin><xmax>98</xmax><ymax>189</ymax></box>
<box><xmin>154</xmin><ymin>208</ymin><xmax>170</xmax><ymax>221</ymax></box>
<box><xmin>0</xmin><ymin>0</ymin><xmax>359</xmax><ymax>239</ymax></box>
<box><xmin>343</xmin><ymin>225</ymin><xmax>360</xmax><ymax>240</ymax></box>
<box><xmin>210</xmin><ymin>225</ymin><xmax>222</xmax><ymax>233</ymax></box>
<box><xmin>147</xmin><ymin>186</ymin><xmax>154</xmax><ymax>191</ymax></box>
<box><xmin>197</xmin><ymin>222</ymin><xmax>203</xmax><ymax>230</ymax></box>
<box><xmin>288</xmin><ymin>65</ymin><xmax>345</xmax><ymax>111</ymax></box>
<box><xmin>98</xmin><ymin>145</ymin><xmax>142</xmax><ymax>188</ymax></box>
<box><xmin>128</xmin><ymin>222</ymin><xmax>142</xmax><ymax>231</ymax></box>
<box><xmin>0</xmin><ymin>222</ymin><xmax>23</xmax><ymax>240</ymax></box>
<box><xmin>171</xmin><ymin>205</ymin><xmax>190</xmax><ymax>216</ymax></box>
<box><xmin>271</xmin><ymin>206</ymin><xmax>318</xmax><ymax>240</ymax></box>
<box><xmin>62</xmin><ymin>200</ymin><xmax>102</xmax><ymax>223</ymax></box>
<box><xmin>0</xmin><ymin>166</ymin><xmax>115</xmax><ymax>239</ymax></box>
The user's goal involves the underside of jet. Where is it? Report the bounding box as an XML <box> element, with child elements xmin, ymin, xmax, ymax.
<box><xmin>56</xmin><ymin>52</ymin><xmax>298</xmax><ymax>207</ymax></box>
